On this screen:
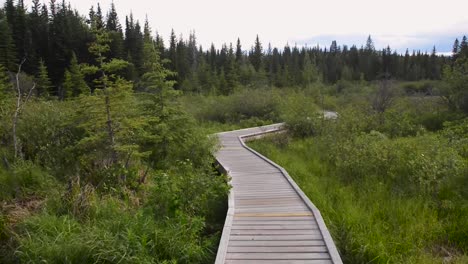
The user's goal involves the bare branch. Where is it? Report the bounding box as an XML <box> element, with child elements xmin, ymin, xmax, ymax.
<box><xmin>12</xmin><ymin>58</ymin><xmax>31</xmax><ymax>159</ymax></box>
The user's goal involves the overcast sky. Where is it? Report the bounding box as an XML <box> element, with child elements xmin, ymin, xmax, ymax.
<box><xmin>27</xmin><ymin>0</ymin><xmax>468</xmax><ymax>54</ymax></box>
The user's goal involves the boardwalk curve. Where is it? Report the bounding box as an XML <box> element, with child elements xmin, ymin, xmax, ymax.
<box><xmin>215</xmin><ymin>124</ymin><xmax>342</xmax><ymax>264</ymax></box>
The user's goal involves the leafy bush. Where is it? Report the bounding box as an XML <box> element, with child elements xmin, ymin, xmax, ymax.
<box><xmin>0</xmin><ymin>161</ymin><xmax>58</xmax><ymax>201</ymax></box>
<box><xmin>184</xmin><ymin>88</ymin><xmax>280</xmax><ymax>124</ymax></box>
<box><xmin>281</xmin><ymin>92</ymin><xmax>321</xmax><ymax>137</ymax></box>
<box><xmin>326</xmin><ymin>133</ymin><xmax>466</xmax><ymax>196</ymax></box>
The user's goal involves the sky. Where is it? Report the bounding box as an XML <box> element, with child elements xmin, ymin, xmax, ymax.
<box><xmin>27</xmin><ymin>0</ymin><xmax>468</xmax><ymax>54</ymax></box>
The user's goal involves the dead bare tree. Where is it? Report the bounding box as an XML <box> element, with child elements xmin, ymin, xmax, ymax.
<box><xmin>12</xmin><ymin>59</ymin><xmax>36</xmax><ymax>158</ymax></box>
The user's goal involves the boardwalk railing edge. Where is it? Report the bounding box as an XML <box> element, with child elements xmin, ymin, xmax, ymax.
<box><xmin>214</xmin><ymin>123</ymin><xmax>343</xmax><ymax>264</ymax></box>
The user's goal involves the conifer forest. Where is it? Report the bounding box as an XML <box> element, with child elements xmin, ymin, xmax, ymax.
<box><xmin>0</xmin><ymin>0</ymin><xmax>467</xmax><ymax>263</ymax></box>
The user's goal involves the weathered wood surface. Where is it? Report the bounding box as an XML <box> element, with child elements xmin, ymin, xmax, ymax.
<box><xmin>214</xmin><ymin>124</ymin><xmax>342</xmax><ymax>264</ymax></box>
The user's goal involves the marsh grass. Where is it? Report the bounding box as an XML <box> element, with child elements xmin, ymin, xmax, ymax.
<box><xmin>249</xmin><ymin>135</ymin><xmax>468</xmax><ymax>263</ymax></box>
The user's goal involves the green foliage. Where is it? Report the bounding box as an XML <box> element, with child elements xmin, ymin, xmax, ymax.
<box><xmin>65</xmin><ymin>53</ymin><xmax>89</xmax><ymax>98</ymax></box>
<box><xmin>0</xmin><ymin>12</ymin><xmax>16</xmax><ymax>71</ymax></box>
<box><xmin>147</xmin><ymin>161</ymin><xmax>228</xmax><ymax>223</ymax></box>
<box><xmin>17</xmin><ymin>100</ymin><xmax>79</xmax><ymax>177</ymax></box>
<box><xmin>442</xmin><ymin>57</ymin><xmax>468</xmax><ymax>113</ymax></box>
<box><xmin>14</xmin><ymin>201</ymin><xmax>216</xmax><ymax>263</ymax></box>
<box><xmin>0</xmin><ymin>161</ymin><xmax>58</xmax><ymax>201</ymax></box>
<box><xmin>0</xmin><ymin>63</ymin><xmax>11</xmax><ymax>101</ymax></box>
<box><xmin>35</xmin><ymin>59</ymin><xmax>52</xmax><ymax>97</ymax></box>
<box><xmin>185</xmin><ymin>88</ymin><xmax>280</xmax><ymax>125</ymax></box>
<box><xmin>280</xmin><ymin>91</ymin><xmax>321</xmax><ymax>137</ymax></box>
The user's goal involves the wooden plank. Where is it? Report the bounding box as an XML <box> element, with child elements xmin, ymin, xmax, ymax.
<box><xmin>233</xmin><ymin>220</ymin><xmax>317</xmax><ymax>225</ymax></box>
<box><xmin>234</xmin><ymin>212</ymin><xmax>313</xmax><ymax>217</ymax></box>
<box><xmin>231</xmin><ymin>225</ymin><xmax>318</xmax><ymax>230</ymax></box>
<box><xmin>229</xmin><ymin>234</ymin><xmax>323</xmax><ymax>241</ymax></box>
<box><xmin>226</xmin><ymin>260</ymin><xmax>333</xmax><ymax>264</ymax></box>
<box><xmin>228</xmin><ymin>240</ymin><xmax>325</xmax><ymax>247</ymax></box>
<box><xmin>234</xmin><ymin>208</ymin><xmax>310</xmax><ymax>213</ymax></box>
<box><xmin>230</xmin><ymin>229</ymin><xmax>322</xmax><ymax>235</ymax></box>
<box><xmin>234</xmin><ymin>216</ymin><xmax>316</xmax><ymax>221</ymax></box>
<box><xmin>226</xmin><ymin>252</ymin><xmax>331</xmax><ymax>260</ymax></box>
<box><xmin>228</xmin><ymin>246</ymin><xmax>329</xmax><ymax>253</ymax></box>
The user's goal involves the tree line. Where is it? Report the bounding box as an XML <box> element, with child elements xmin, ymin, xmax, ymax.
<box><xmin>0</xmin><ymin>0</ymin><xmax>465</xmax><ymax>98</ymax></box>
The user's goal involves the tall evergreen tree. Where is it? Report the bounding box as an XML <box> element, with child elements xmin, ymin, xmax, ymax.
<box><xmin>0</xmin><ymin>10</ymin><xmax>16</xmax><ymax>71</ymax></box>
<box><xmin>106</xmin><ymin>3</ymin><xmax>124</xmax><ymax>59</ymax></box>
<box><xmin>36</xmin><ymin>59</ymin><xmax>52</xmax><ymax>97</ymax></box>
<box><xmin>460</xmin><ymin>36</ymin><xmax>468</xmax><ymax>58</ymax></box>
<box><xmin>235</xmin><ymin>38</ymin><xmax>243</xmax><ymax>63</ymax></box>
<box><xmin>167</xmin><ymin>29</ymin><xmax>177</xmax><ymax>71</ymax></box>
<box><xmin>67</xmin><ymin>52</ymin><xmax>88</xmax><ymax>97</ymax></box>
<box><xmin>302</xmin><ymin>52</ymin><xmax>319</xmax><ymax>86</ymax></box>
<box><xmin>250</xmin><ymin>35</ymin><xmax>263</xmax><ymax>71</ymax></box>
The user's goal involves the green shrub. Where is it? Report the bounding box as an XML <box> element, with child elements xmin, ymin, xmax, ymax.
<box><xmin>184</xmin><ymin>88</ymin><xmax>280</xmax><ymax>124</ymax></box>
<box><xmin>327</xmin><ymin>133</ymin><xmax>466</xmax><ymax>196</ymax></box>
<box><xmin>0</xmin><ymin>161</ymin><xmax>58</xmax><ymax>201</ymax></box>
<box><xmin>281</xmin><ymin>92</ymin><xmax>321</xmax><ymax>137</ymax></box>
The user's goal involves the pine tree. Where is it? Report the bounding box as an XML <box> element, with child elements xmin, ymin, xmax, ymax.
<box><xmin>68</xmin><ymin>53</ymin><xmax>88</xmax><ymax>97</ymax></box>
<box><xmin>124</xmin><ymin>15</ymin><xmax>144</xmax><ymax>75</ymax></box>
<box><xmin>106</xmin><ymin>2</ymin><xmax>124</xmax><ymax>59</ymax></box>
<box><xmin>302</xmin><ymin>52</ymin><xmax>319</xmax><ymax>86</ymax></box>
<box><xmin>365</xmin><ymin>35</ymin><xmax>375</xmax><ymax>52</ymax></box>
<box><xmin>29</xmin><ymin>0</ymin><xmax>49</xmax><ymax>70</ymax></box>
<box><xmin>106</xmin><ymin>2</ymin><xmax>120</xmax><ymax>31</ymax></box>
<box><xmin>155</xmin><ymin>32</ymin><xmax>165</xmax><ymax>59</ymax></box>
<box><xmin>250</xmin><ymin>35</ymin><xmax>263</xmax><ymax>71</ymax></box>
<box><xmin>62</xmin><ymin>69</ymin><xmax>73</xmax><ymax>99</ymax></box>
<box><xmin>460</xmin><ymin>36</ymin><xmax>468</xmax><ymax>58</ymax></box>
<box><xmin>235</xmin><ymin>38</ymin><xmax>243</xmax><ymax>63</ymax></box>
<box><xmin>452</xmin><ymin>38</ymin><xmax>460</xmax><ymax>62</ymax></box>
<box><xmin>36</xmin><ymin>59</ymin><xmax>52</xmax><ymax>97</ymax></box>
<box><xmin>95</xmin><ymin>3</ymin><xmax>104</xmax><ymax>30</ymax></box>
<box><xmin>80</xmin><ymin>28</ymin><xmax>131</xmax><ymax>166</ymax></box>
<box><xmin>168</xmin><ymin>29</ymin><xmax>177</xmax><ymax>71</ymax></box>
<box><xmin>0</xmin><ymin>11</ymin><xmax>16</xmax><ymax>71</ymax></box>
<box><xmin>224</xmin><ymin>43</ymin><xmax>238</xmax><ymax>93</ymax></box>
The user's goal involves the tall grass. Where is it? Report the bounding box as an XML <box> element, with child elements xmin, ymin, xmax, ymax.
<box><xmin>249</xmin><ymin>134</ymin><xmax>468</xmax><ymax>263</ymax></box>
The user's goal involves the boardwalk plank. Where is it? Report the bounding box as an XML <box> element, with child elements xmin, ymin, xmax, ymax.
<box><xmin>226</xmin><ymin>260</ymin><xmax>332</xmax><ymax>264</ymax></box>
<box><xmin>227</xmin><ymin>246</ymin><xmax>329</xmax><ymax>253</ymax></box>
<box><xmin>228</xmin><ymin>240</ymin><xmax>326</xmax><ymax>247</ymax></box>
<box><xmin>226</xmin><ymin>252</ymin><xmax>331</xmax><ymax>260</ymax></box>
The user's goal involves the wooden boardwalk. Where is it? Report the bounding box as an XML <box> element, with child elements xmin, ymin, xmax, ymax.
<box><xmin>215</xmin><ymin>124</ymin><xmax>342</xmax><ymax>264</ymax></box>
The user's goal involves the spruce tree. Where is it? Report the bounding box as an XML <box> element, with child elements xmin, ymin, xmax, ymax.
<box><xmin>80</xmin><ymin>28</ymin><xmax>131</xmax><ymax>166</ymax></box>
<box><xmin>95</xmin><ymin>3</ymin><xmax>104</xmax><ymax>30</ymax></box>
<box><xmin>235</xmin><ymin>38</ymin><xmax>243</xmax><ymax>63</ymax></box>
<box><xmin>224</xmin><ymin>43</ymin><xmax>238</xmax><ymax>93</ymax></box>
<box><xmin>460</xmin><ymin>36</ymin><xmax>468</xmax><ymax>58</ymax></box>
<box><xmin>106</xmin><ymin>2</ymin><xmax>124</xmax><ymax>59</ymax></box>
<box><xmin>36</xmin><ymin>59</ymin><xmax>52</xmax><ymax>97</ymax></box>
<box><xmin>168</xmin><ymin>29</ymin><xmax>177</xmax><ymax>71</ymax></box>
<box><xmin>452</xmin><ymin>38</ymin><xmax>460</xmax><ymax>62</ymax></box>
<box><xmin>0</xmin><ymin>11</ymin><xmax>16</xmax><ymax>71</ymax></box>
<box><xmin>62</xmin><ymin>69</ymin><xmax>73</xmax><ymax>99</ymax></box>
<box><xmin>250</xmin><ymin>35</ymin><xmax>263</xmax><ymax>71</ymax></box>
<box><xmin>302</xmin><ymin>52</ymin><xmax>319</xmax><ymax>86</ymax></box>
<box><xmin>68</xmin><ymin>53</ymin><xmax>88</xmax><ymax>96</ymax></box>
